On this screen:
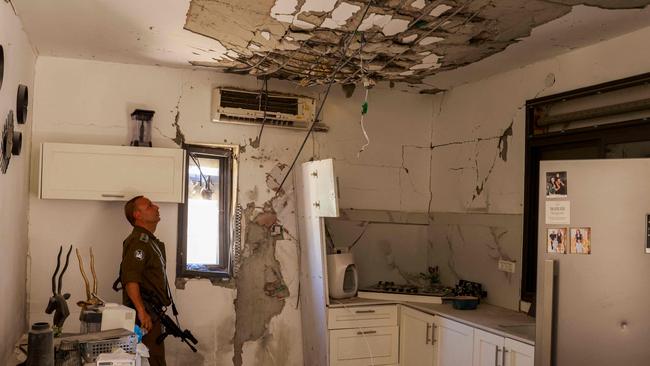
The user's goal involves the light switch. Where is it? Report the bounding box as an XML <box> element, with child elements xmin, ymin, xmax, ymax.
<box><xmin>498</xmin><ymin>259</ymin><xmax>516</xmax><ymax>273</ymax></box>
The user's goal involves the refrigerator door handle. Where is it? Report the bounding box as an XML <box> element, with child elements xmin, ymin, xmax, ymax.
<box><xmin>538</xmin><ymin>259</ymin><xmax>555</xmax><ymax>366</ymax></box>
<box><xmin>495</xmin><ymin>345</ymin><xmax>501</xmax><ymax>366</ymax></box>
<box><xmin>503</xmin><ymin>347</ymin><xmax>509</xmax><ymax>366</ymax></box>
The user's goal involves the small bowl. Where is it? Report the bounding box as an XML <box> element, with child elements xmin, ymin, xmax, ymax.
<box><xmin>452</xmin><ymin>296</ymin><xmax>479</xmax><ymax>310</ymax></box>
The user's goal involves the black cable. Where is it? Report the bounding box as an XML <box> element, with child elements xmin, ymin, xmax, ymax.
<box><xmin>256</xmin><ymin>78</ymin><xmax>269</xmax><ymax>144</ymax></box>
<box><xmin>275</xmin><ymin>0</ymin><xmax>374</xmax><ymax>193</ymax></box>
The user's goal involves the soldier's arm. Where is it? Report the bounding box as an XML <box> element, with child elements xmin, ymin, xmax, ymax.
<box><xmin>125</xmin><ymin>282</ymin><xmax>153</xmax><ymax>332</ymax></box>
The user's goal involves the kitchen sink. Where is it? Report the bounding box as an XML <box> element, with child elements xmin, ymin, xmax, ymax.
<box><xmin>497</xmin><ymin>324</ymin><xmax>536</xmax><ymax>340</ymax></box>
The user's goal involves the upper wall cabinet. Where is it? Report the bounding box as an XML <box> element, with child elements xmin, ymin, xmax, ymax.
<box><xmin>40</xmin><ymin>143</ymin><xmax>185</xmax><ymax>203</ymax></box>
<box><xmin>301</xmin><ymin>158</ymin><xmax>339</xmax><ymax>217</ymax></box>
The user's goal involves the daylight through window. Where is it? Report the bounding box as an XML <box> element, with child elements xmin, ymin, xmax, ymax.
<box><xmin>178</xmin><ymin>145</ymin><xmax>234</xmax><ymax>278</ymax></box>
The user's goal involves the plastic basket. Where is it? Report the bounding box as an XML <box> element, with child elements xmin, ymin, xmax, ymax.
<box><xmin>80</xmin><ymin>334</ymin><xmax>137</xmax><ymax>363</ymax></box>
<box><xmin>55</xmin><ymin>340</ymin><xmax>82</xmax><ymax>366</ymax></box>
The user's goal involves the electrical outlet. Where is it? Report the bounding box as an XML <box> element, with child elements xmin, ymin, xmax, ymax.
<box><xmin>498</xmin><ymin>259</ymin><xmax>516</xmax><ymax>273</ymax></box>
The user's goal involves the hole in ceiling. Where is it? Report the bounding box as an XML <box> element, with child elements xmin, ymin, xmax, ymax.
<box><xmin>17</xmin><ymin>85</ymin><xmax>29</xmax><ymax>124</ymax></box>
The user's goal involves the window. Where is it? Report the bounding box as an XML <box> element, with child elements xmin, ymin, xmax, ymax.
<box><xmin>177</xmin><ymin>144</ymin><xmax>235</xmax><ymax>279</ymax></box>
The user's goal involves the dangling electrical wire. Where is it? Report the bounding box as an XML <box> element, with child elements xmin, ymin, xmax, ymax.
<box><xmin>274</xmin><ymin>0</ymin><xmax>375</xmax><ymax>194</ymax></box>
<box><xmin>357</xmin><ymin>35</ymin><xmax>371</xmax><ymax>158</ymax></box>
<box><xmin>255</xmin><ymin>78</ymin><xmax>270</xmax><ymax>145</ymax></box>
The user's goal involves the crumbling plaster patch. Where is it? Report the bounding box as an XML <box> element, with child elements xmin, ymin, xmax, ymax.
<box><xmin>185</xmin><ymin>0</ymin><xmax>650</xmax><ymax>86</ymax></box>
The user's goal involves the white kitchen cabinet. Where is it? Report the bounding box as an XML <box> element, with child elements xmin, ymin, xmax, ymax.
<box><xmin>473</xmin><ymin>329</ymin><xmax>504</xmax><ymax>366</ymax></box>
<box><xmin>433</xmin><ymin>316</ymin><xmax>474</xmax><ymax>366</ymax></box>
<box><xmin>504</xmin><ymin>338</ymin><xmax>534</xmax><ymax>366</ymax></box>
<box><xmin>474</xmin><ymin>328</ymin><xmax>534</xmax><ymax>366</ymax></box>
<box><xmin>302</xmin><ymin>158</ymin><xmax>339</xmax><ymax>217</ymax></box>
<box><xmin>400</xmin><ymin>306</ymin><xmax>435</xmax><ymax>366</ymax></box>
<box><xmin>329</xmin><ymin>305</ymin><xmax>398</xmax><ymax>330</ymax></box>
<box><xmin>329</xmin><ymin>326</ymin><xmax>399</xmax><ymax>366</ymax></box>
<box><xmin>328</xmin><ymin>305</ymin><xmax>399</xmax><ymax>366</ymax></box>
<box><xmin>39</xmin><ymin>142</ymin><xmax>185</xmax><ymax>202</ymax></box>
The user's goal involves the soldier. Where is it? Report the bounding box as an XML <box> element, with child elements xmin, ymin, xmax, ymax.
<box><xmin>120</xmin><ymin>195</ymin><xmax>170</xmax><ymax>366</ymax></box>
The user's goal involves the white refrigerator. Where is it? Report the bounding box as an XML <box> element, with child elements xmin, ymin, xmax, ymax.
<box><xmin>536</xmin><ymin>159</ymin><xmax>650</xmax><ymax>366</ymax></box>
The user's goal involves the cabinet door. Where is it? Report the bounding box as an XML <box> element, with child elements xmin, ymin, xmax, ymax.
<box><xmin>400</xmin><ymin>306</ymin><xmax>435</xmax><ymax>366</ymax></box>
<box><xmin>473</xmin><ymin>329</ymin><xmax>505</xmax><ymax>366</ymax></box>
<box><xmin>301</xmin><ymin>159</ymin><xmax>339</xmax><ymax>217</ymax></box>
<box><xmin>329</xmin><ymin>326</ymin><xmax>399</xmax><ymax>366</ymax></box>
<box><xmin>40</xmin><ymin>143</ymin><xmax>185</xmax><ymax>202</ymax></box>
<box><xmin>504</xmin><ymin>338</ymin><xmax>534</xmax><ymax>366</ymax></box>
<box><xmin>433</xmin><ymin>316</ymin><xmax>474</xmax><ymax>366</ymax></box>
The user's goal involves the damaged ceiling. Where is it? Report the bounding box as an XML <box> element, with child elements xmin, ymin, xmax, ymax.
<box><xmin>11</xmin><ymin>0</ymin><xmax>650</xmax><ymax>88</ymax></box>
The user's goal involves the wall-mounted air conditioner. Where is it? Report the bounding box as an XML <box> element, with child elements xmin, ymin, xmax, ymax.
<box><xmin>212</xmin><ymin>87</ymin><xmax>327</xmax><ymax>131</ymax></box>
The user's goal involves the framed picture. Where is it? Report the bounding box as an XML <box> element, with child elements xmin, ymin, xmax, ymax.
<box><xmin>546</xmin><ymin>171</ymin><xmax>567</xmax><ymax>198</ymax></box>
<box><xmin>570</xmin><ymin>227</ymin><xmax>591</xmax><ymax>254</ymax></box>
<box><xmin>547</xmin><ymin>228</ymin><xmax>567</xmax><ymax>254</ymax></box>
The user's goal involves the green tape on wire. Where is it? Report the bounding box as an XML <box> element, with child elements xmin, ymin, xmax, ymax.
<box><xmin>361</xmin><ymin>101</ymin><xmax>368</xmax><ymax>115</ymax></box>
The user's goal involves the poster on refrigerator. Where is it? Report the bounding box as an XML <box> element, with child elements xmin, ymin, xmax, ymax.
<box><xmin>570</xmin><ymin>227</ymin><xmax>591</xmax><ymax>254</ymax></box>
<box><xmin>546</xmin><ymin>171</ymin><xmax>567</xmax><ymax>197</ymax></box>
<box><xmin>545</xmin><ymin>200</ymin><xmax>570</xmax><ymax>224</ymax></box>
<box><xmin>547</xmin><ymin>228</ymin><xmax>567</xmax><ymax>253</ymax></box>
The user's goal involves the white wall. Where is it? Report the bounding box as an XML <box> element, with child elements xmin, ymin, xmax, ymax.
<box><xmin>0</xmin><ymin>2</ymin><xmax>37</xmax><ymax>363</ymax></box>
<box><xmin>27</xmin><ymin>56</ymin><xmax>435</xmax><ymax>365</ymax></box>
<box><xmin>424</xmin><ymin>24</ymin><xmax>650</xmax><ymax>310</ymax></box>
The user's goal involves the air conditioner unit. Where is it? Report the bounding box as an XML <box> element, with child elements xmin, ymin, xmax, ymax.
<box><xmin>212</xmin><ymin>87</ymin><xmax>327</xmax><ymax>131</ymax></box>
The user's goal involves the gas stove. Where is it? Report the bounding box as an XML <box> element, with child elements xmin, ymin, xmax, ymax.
<box><xmin>357</xmin><ymin>281</ymin><xmax>452</xmax><ymax>304</ymax></box>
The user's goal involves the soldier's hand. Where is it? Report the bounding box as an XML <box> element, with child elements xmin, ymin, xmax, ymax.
<box><xmin>138</xmin><ymin>310</ymin><xmax>153</xmax><ymax>332</ymax></box>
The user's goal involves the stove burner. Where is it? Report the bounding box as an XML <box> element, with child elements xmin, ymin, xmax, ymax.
<box><xmin>365</xmin><ymin>281</ymin><xmax>453</xmax><ymax>297</ymax></box>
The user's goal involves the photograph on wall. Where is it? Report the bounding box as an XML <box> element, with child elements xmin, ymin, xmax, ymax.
<box><xmin>547</xmin><ymin>228</ymin><xmax>567</xmax><ymax>254</ymax></box>
<box><xmin>546</xmin><ymin>171</ymin><xmax>568</xmax><ymax>197</ymax></box>
<box><xmin>570</xmin><ymin>227</ymin><xmax>591</xmax><ymax>254</ymax></box>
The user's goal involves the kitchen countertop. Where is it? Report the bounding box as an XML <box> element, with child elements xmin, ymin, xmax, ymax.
<box><xmin>328</xmin><ymin>297</ymin><xmax>535</xmax><ymax>345</ymax></box>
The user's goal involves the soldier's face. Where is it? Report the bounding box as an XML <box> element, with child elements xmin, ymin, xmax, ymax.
<box><xmin>134</xmin><ymin>197</ymin><xmax>160</xmax><ymax>224</ymax></box>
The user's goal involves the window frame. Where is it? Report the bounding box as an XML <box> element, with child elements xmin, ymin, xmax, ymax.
<box><xmin>177</xmin><ymin>144</ymin><xmax>235</xmax><ymax>279</ymax></box>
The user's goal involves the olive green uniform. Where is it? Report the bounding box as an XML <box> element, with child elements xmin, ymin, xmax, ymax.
<box><xmin>121</xmin><ymin>226</ymin><xmax>171</xmax><ymax>366</ymax></box>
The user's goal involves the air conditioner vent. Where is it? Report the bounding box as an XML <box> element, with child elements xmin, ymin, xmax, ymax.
<box><xmin>212</xmin><ymin>87</ymin><xmax>327</xmax><ymax>132</ymax></box>
<box><xmin>219</xmin><ymin>89</ymin><xmax>299</xmax><ymax>115</ymax></box>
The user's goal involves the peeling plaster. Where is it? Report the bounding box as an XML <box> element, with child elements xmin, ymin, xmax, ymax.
<box><xmin>411</xmin><ymin>0</ymin><xmax>426</xmax><ymax>10</ymax></box>
<box><xmin>185</xmin><ymin>0</ymin><xmax>650</xmax><ymax>93</ymax></box>
<box><xmin>233</xmin><ymin>203</ymin><xmax>287</xmax><ymax>366</ymax></box>
<box><xmin>430</xmin><ymin>4</ymin><xmax>452</xmax><ymax>17</ymax></box>
<box><xmin>419</xmin><ymin>36</ymin><xmax>444</xmax><ymax>46</ymax></box>
<box><xmin>299</xmin><ymin>0</ymin><xmax>337</xmax><ymax>13</ymax></box>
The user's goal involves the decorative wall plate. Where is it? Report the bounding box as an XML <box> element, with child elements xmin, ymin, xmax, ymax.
<box><xmin>1</xmin><ymin>111</ymin><xmax>15</xmax><ymax>174</ymax></box>
<box><xmin>17</xmin><ymin>84</ymin><xmax>29</xmax><ymax>124</ymax></box>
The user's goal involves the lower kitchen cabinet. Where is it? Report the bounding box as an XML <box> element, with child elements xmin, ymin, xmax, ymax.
<box><xmin>329</xmin><ymin>326</ymin><xmax>399</xmax><ymax>366</ymax></box>
<box><xmin>433</xmin><ymin>315</ymin><xmax>474</xmax><ymax>366</ymax></box>
<box><xmin>504</xmin><ymin>338</ymin><xmax>534</xmax><ymax>366</ymax></box>
<box><xmin>473</xmin><ymin>329</ymin><xmax>534</xmax><ymax>366</ymax></box>
<box><xmin>399</xmin><ymin>306</ymin><xmax>436</xmax><ymax>366</ymax></box>
<box><xmin>328</xmin><ymin>305</ymin><xmax>399</xmax><ymax>366</ymax></box>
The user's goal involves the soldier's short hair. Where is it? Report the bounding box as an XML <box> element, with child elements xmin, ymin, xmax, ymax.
<box><xmin>124</xmin><ymin>195</ymin><xmax>144</xmax><ymax>226</ymax></box>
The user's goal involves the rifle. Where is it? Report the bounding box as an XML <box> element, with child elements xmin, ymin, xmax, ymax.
<box><xmin>142</xmin><ymin>294</ymin><xmax>198</xmax><ymax>352</ymax></box>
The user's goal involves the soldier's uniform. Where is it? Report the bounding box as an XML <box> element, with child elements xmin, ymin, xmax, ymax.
<box><xmin>120</xmin><ymin>226</ymin><xmax>171</xmax><ymax>366</ymax></box>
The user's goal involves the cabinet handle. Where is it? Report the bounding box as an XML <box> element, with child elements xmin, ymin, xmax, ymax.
<box><xmin>101</xmin><ymin>194</ymin><xmax>125</xmax><ymax>198</ymax></box>
<box><xmin>431</xmin><ymin>324</ymin><xmax>437</xmax><ymax>344</ymax></box>
<box><xmin>502</xmin><ymin>348</ymin><xmax>509</xmax><ymax>366</ymax></box>
<box><xmin>356</xmin><ymin>330</ymin><xmax>377</xmax><ymax>335</ymax></box>
<box><xmin>425</xmin><ymin>323</ymin><xmax>432</xmax><ymax>344</ymax></box>
<box><xmin>355</xmin><ymin>310</ymin><xmax>375</xmax><ymax>314</ymax></box>
<box><xmin>495</xmin><ymin>346</ymin><xmax>501</xmax><ymax>366</ymax></box>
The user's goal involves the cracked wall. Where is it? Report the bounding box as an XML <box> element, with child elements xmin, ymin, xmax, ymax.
<box><xmin>0</xmin><ymin>2</ymin><xmax>37</xmax><ymax>364</ymax></box>
<box><xmin>311</xmin><ymin>24</ymin><xmax>650</xmax><ymax>310</ymax></box>
<box><xmin>27</xmin><ymin>57</ymin><xmax>305</xmax><ymax>366</ymax></box>
<box><xmin>21</xmin><ymin>20</ymin><xmax>650</xmax><ymax>364</ymax></box>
